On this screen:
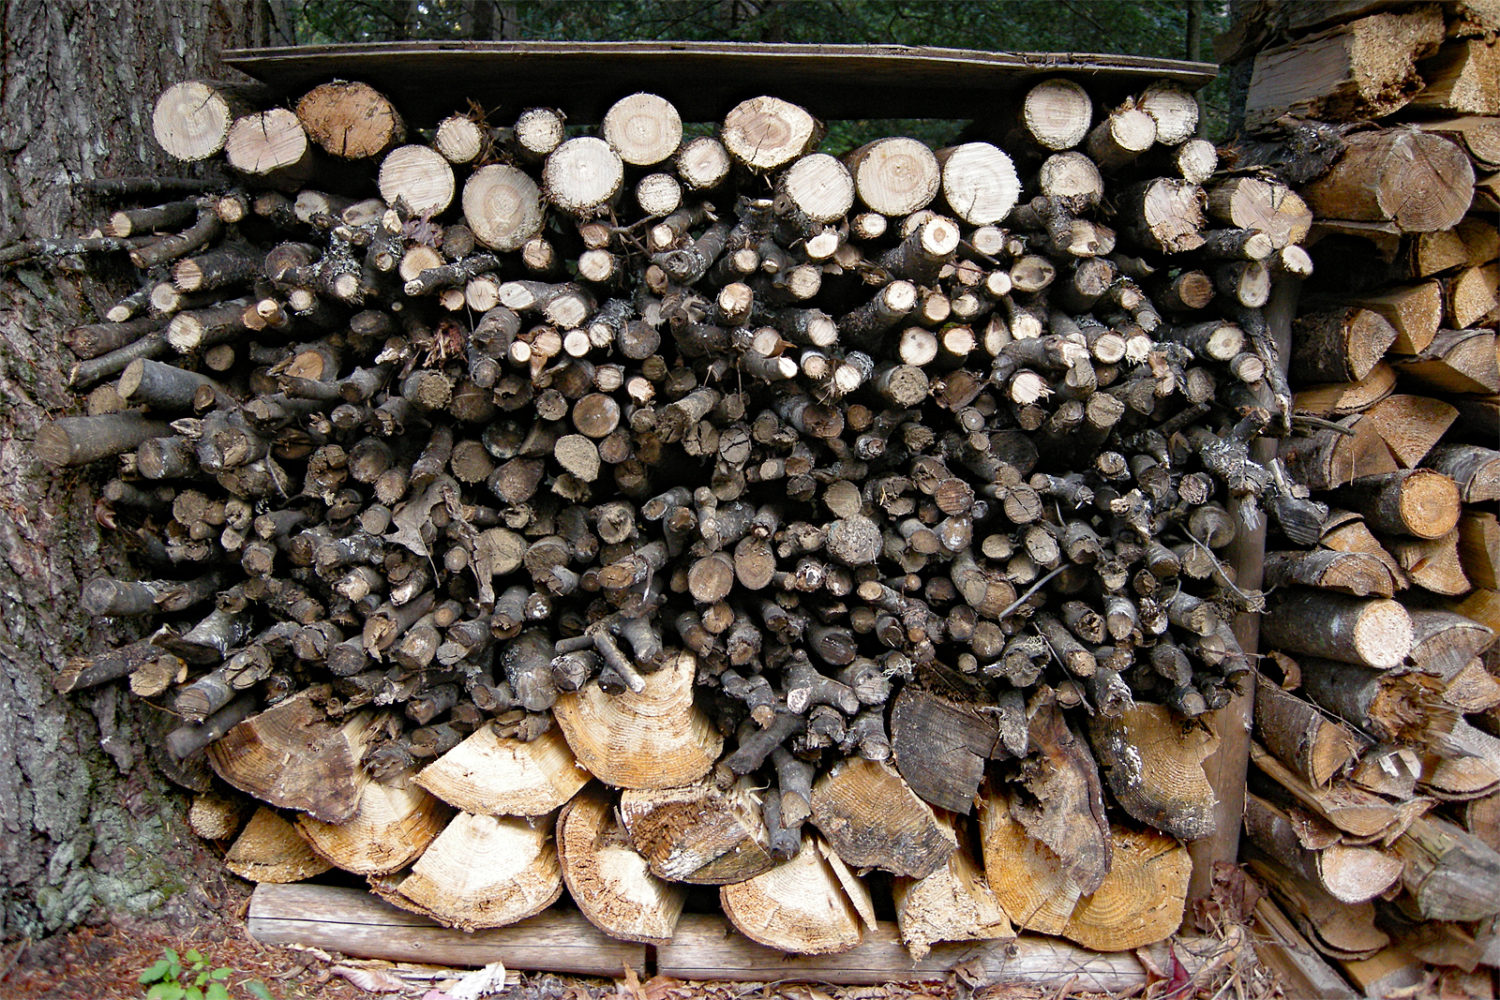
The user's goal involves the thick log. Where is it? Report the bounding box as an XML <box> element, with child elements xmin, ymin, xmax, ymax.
<box><xmin>810</xmin><ymin>758</ymin><xmax>956</xmax><ymax>879</ymax></box>
<box><xmin>415</xmin><ymin>725</ymin><xmax>589</xmax><ymax>816</ymax></box>
<box><xmin>719</xmin><ymin>836</ymin><xmax>865</xmax><ymax>954</ymax></box>
<box><xmin>1301</xmin><ymin>129</ymin><xmax>1475</xmax><ymax>232</ymax></box>
<box><xmin>1088</xmin><ymin>703</ymin><xmax>1219</xmax><ymax>842</ymax></box>
<box><xmin>618</xmin><ymin>779</ymin><xmax>775</xmax><ymax>885</ymax></box>
<box><xmin>372</xmin><ymin>811</ymin><xmax>562</xmax><ymax>931</ymax></box>
<box><xmin>225</xmin><ymin>807</ymin><xmax>332</xmax><ymax>884</ymax></box>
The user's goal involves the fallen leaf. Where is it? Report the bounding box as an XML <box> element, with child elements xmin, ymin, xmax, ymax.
<box><xmin>331</xmin><ymin>964</ymin><xmax>407</xmax><ymax>992</ymax></box>
<box><xmin>450</xmin><ymin>961</ymin><xmax>508</xmax><ymax>1000</ymax></box>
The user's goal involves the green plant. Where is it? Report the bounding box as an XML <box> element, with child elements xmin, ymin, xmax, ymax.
<box><xmin>137</xmin><ymin>948</ymin><xmax>275</xmax><ymax>1000</ymax></box>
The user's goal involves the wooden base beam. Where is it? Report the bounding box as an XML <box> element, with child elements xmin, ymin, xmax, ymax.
<box><xmin>247</xmin><ymin>883</ymin><xmax>645</xmax><ymax>975</ymax></box>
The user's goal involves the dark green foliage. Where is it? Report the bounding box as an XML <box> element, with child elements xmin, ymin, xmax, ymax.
<box><xmin>287</xmin><ymin>1</ymin><xmax>1232</xmax><ymax>137</ymax></box>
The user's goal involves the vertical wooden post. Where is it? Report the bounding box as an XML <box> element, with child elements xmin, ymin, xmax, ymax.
<box><xmin>1186</xmin><ymin>274</ymin><xmax>1300</xmax><ymax>909</ymax></box>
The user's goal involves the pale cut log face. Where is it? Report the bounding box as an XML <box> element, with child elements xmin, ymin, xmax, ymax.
<box><xmin>552</xmin><ymin>653</ymin><xmax>722</xmax><ymax>789</ymax></box>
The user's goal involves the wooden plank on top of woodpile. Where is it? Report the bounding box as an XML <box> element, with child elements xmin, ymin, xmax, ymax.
<box><xmin>247</xmin><ymin>883</ymin><xmax>646</xmax><ymax>975</ymax></box>
<box><xmin>223</xmin><ymin>41</ymin><xmax>1215</xmax><ymax>126</ymax></box>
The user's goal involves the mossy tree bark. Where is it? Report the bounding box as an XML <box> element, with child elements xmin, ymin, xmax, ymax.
<box><xmin>0</xmin><ymin>0</ymin><xmax>264</xmax><ymax>940</ymax></box>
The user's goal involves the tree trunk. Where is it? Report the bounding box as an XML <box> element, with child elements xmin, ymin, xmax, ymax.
<box><xmin>0</xmin><ymin>0</ymin><xmax>257</xmax><ymax>940</ymax></box>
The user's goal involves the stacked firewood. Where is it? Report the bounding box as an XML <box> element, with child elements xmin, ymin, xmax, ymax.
<box><xmin>43</xmin><ymin>71</ymin><xmax>1315</xmax><ymax>958</ymax></box>
<box><xmin>1225</xmin><ymin>2</ymin><xmax>1500</xmax><ymax>995</ymax></box>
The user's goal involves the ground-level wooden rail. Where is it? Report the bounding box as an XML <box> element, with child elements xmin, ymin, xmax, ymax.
<box><xmin>248</xmin><ymin>883</ymin><xmax>1240</xmax><ymax>989</ymax></box>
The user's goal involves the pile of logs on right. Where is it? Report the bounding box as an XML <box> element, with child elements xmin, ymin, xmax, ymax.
<box><xmin>1226</xmin><ymin>2</ymin><xmax>1500</xmax><ymax>997</ymax></box>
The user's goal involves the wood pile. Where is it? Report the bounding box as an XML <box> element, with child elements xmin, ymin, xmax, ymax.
<box><xmin>40</xmin><ymin>67</ymin><xmax>1315</xmax><ymax>961</ymax></box>
<box><xmin>1224</xmin><ymin>2</ymin><xmax>1500</xmax><ymax>996</ymax></box>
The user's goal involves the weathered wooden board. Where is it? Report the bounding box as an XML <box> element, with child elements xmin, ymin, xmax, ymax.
<box><xmin>659</xmin><ymin>913</ymin><xmax>1162</xmax><ymax>988</ymax></box>
<box><xmin>247</xmin><ymin>883</ymin><xmax>646</xmax><ymax>975</ymax></box>
<box><xmin>224</xmin><ymin>41</ymin><xmax>1215</xmax><ymax>126</ymax></box>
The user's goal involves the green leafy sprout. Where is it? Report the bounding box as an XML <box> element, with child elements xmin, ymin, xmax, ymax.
<box><xmin>137</xmin><ymin>947</ymin><xmax>276</xmax><ymax>1000</ymax></box>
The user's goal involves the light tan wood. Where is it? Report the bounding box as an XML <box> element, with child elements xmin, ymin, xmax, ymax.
<box><xmin>372</xmin><ymin>811</ymin><xmax>561</xmax><ymax>930</ymax></box>
<box><xmin>1448</xmin><ymin>261</ymin><xmax>1500</xmax><ymax>328</ymax></box>
<box><xmin>720</xmin><ymin>835</ymin><xmax>864</xmax><ymax>954</ymax></box>
<box><xmin>434</xmin><ymin>114</ymin><xmax>484</xmax><ymax>163</ymax></box>
<box><xmin>1414</xmin><ymin>115</ymin><xmax>1500</xmax><ymax>169</ymax></box>
<box><xmin>778</xmin><ymin>152</ymin><xmax>854</xmax><ymax>224</ymax></box>
<box><xmin>1244</xmin><ymin>794</ymin><xmax>1402</xmax><ymax>904</ymax></box>
<box><xmin>675</xmin><ymin>135</ymin><xmax>731</xmax><ymax>190</ymax></box>
<box><xmin>892</xmin><ymin>818</ymin><xmax>1012</xmax><ymax>960</ymax></box>
<box><xmin>1251</xmin><ymin>742</ymin><xmax>1427</xmax><ymax>840</ymax></box>
<box><xmin>935</xmin><ymin>142</ymin><xmax>1019</xmax><ymax>225</ymax></box>
<box><xmin>1423</xmin><ymin>718</ymin><xmax>1500</xmax><ymax>800</ymax></box>
<box><xmin>601</xmin><ymin>92</ymin><xmax>682</xmax><ymax>166</ymax></box>
<box><xmin>1248</xmin><ymin>855</ymin><xmax>1389</xmax><ymax>960</ymax></box>
<box><xmin>1412</xmin><ymin>38</ymin><xmax>1500</xmax><ymax>115</ymax></box>
<box><xmin>977</xmin><ymin>790</ymin><xmax>1081</xmax><ymax>936</ymax></box>
<box><xmin>225</xmin><ymin>807</ymin><xmax>332</xmax><ymax>883</ymax></box>
<box><xmin>1339</xmin><ymin>946</ymin><xmax>1427</xmax><ymax>997</ymax></box>
<box><xmin>1353</xmin><ymin>282</ymin><xmax>1442</xmax><ymax>354</ymax></box>
<box><xmin>224</xmin><ymin>109</ymin><xmax>312</xmax><ymax>181</ymax></box>
<box><xmin>1020</xmin><ymin>77</ymin><xmax>1093</xmax><ymax>150</ymax></box>
<box><xmin>206</xmin><ymin>691</ymin><xmax>376</xmax><ymax>823</ymax></box>
<box><xmin>1292</xmin><ymin>362</ymin><xmax>1397</xmax><ymax>417</ymax></box>
<box><xmin>542</xmin><ymin>136</ymin><xmax>624</xmax><ymax>216</ymax></box>
<box><xmin>187</xmin><ymin>790</ymin><xmax>245</xmax><ymax>840</ymax></box>
<box><xmin>1459</xmin><ymin>511</ymin><xmax>1500</xmax><ymax>589</ymax></box>
<box><xmin>552</xmin><ymin>651</ymin><xmax>720</xmax><ymax>789</ymax></box>
<box><xmin>416</xmin><ymin>724</ymin><xmax>589</xmax><ymax>816</ymax></box>
<box><xmin>296</xmin><ymin>773</ymin><xmax>450</xmax><ymax>875</ymax></box>
<box><xmin>811</xmin><ymin>758</ymin><xmax>956</xmax><ymax>878</ymax></box>
<box><xmin>1206</xmin><ymin>176</ymin><xmax>1310</xmax><ymax>250</ymax></box>
<box><xmin>846</xmin><ymin>137</ymin><xmax>940</xmax><ymax>216</ymax></box>
<box><xmin>248</xmin><ymin>883</ymin><xmax>646</xmax><ymax>974</ymax></box>
<box><xmin>1063</xmin><ymin>824</ymin><xmax>1192</xmax><ymax>952</ymax></box>
<box><xmin>556</xmin><ymin>785</ymin><xmax>685</xmax><ymax>946</ymax></box>
<box><xmin>721</xmin><ymin>95</ymin><xmax>821</xmax><ymax>170</ymax></box>
<box><xmin>1361</xmin><ymin>393</ymin><xmax>1457</xmax><ymax>468</ymax></box>
<box><xmin>1089</xmin><ymin>703</ymin><xmax>1219</xmax><ymax>841</ymax></box>
<box><xmin>1138</xmin><ymin>80</ymin><xmax>1199</xmax><ymax>145</ymax></box>
<box><xmin>153</xmin><ymin>80</ymin><xmax>244</xmax><ymax>161</ymax></box>
<box><xmin>1321</xmin><ymin>514</ymin><xmax>1408</xmax><ymax>589</ymax></box>
<box><xmin>378</xmin><ymin>144</ymin><xmax>454</xmax><ymax>216</ymax></box>
<box><xmin>1389</xmin><ymin>528</ymin><xmax>1471</xmax><ymax>596</ymax></box>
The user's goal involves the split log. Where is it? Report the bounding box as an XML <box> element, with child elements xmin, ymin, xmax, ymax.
<box><xmin>1088</xmin><ymin>703</ymin><xmax>1219</xmax><ymax>841</ymax></box>
<box><xmin>1301</xmin><ymin>129</ymin><xmax>1475</xmax><ymax>232</ymax></box>
<box><xmin>206</xmin><ymin>690</ymin><xmax>376</xmax><ymax>823</ymax></box>
<box><xmin>719</xmin><ymin>836</ymin><xmax>865</xmax><ymax>955</ymax></box>
<box><xmin>1251</xmin><ymin>742</ymin><xmax>1427</xmax><ymax>841</ymax></box>
<box><xmin>1062</xmin><ymin>824</ymin><xmax>1192</xmax><ymax>953</ymax></box>
<box><xmin>295</xmin><ymin>774</ymin><xmax>450</xmax><ymax>875</ymax></box>
<box><xmin>889</xmin><ymin>684</ymin><xmax>1021</xmax><ymax>814</ymax></box>
<box><xmin>1248</xmin><ymin>854</ymin><xmax>1389</xmax><ymax>960</ymax></box>
<box><xmin>1254</xmin><ymin>676</ymin><xmax>1363</xmax><ymax>788</ymax></box>
<box><xmin>1243</xmin><ymin>7</ymin><xmax>1445</xmax><ymax>125</ymax></box>
<box><xmin>1010</xmin><ymin>694</ymin><xmax>1112</xmax><ymax>894</ymax></box>
<box><xmin>1243</xmin><ymin>793</ymin><xmax>1402</xmax><ymax>904</ymax></box>
<box><xmin>225</xmin><ymin>807</ymin><xmax>333</xmax><ymax>884</ymax></box>
<box><xmin>977</xmin><ymin>789</ymin><xmax>1083</xmax><ymax>936</ymax></box>
<box><xmin>415</xmin><ymin>725</ymin><xmax>590</xmax><ymax>816</ymax></box>
<box><xmin>1393</xmin><ymin>816</ymin><xmax>1500</xmax><ymax>922</ymax></box>
<box><xmin>617</xmin><ymin>779</ymin><xmax>775</xmax><ymax>885</ymax></box>
<box><xmin>891</xmin><ymin>819</ymin><xmax>1012</xmax><ymax>960</ymax></box>
<box><xmin>552</xmin><ymin>652</ymin><xmax>720</xmax><ymax>789</ymax></box>
<box><xmin>810</xmin><ymin>758</ymin><xmax>955</xmax><ymax>879</ymax></box>
<box><xmin>556</xmin><ymin>785</ymin><xmax>686</xmax><ymax>946</ymax></box>
<box><xmin>372</xmin><ymin>811</ymin><xmax>562</xmax><ymax>931</ymax></box>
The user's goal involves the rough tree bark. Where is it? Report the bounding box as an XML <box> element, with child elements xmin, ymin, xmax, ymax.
<box><xmin>0</xmin><ymin>0</ymin><xmax>263</xmax><ymax>940</ymax></box>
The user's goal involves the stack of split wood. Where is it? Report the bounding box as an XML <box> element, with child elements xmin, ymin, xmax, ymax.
<box><xmin>1224</xmin><ymin>2</ymin><xmax>1500</xmax><ymax>996</ymax></box>
<box><xmin>41</xmin><ymin>69</ymin><xmax>1315</xmax><ymax>961</ymax></box>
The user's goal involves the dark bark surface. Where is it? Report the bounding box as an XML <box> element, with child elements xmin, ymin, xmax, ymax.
<box><xmin>0</xmin><ymin>0</ymin><xmax>262</xmax><ymax>939</ymax></box>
